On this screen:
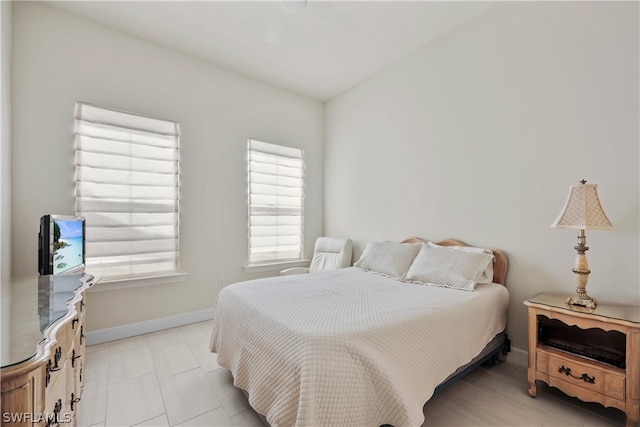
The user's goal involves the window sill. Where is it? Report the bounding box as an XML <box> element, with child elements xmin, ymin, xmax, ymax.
<box><xmin>87</xmin><ymin>272</ymin><xmax>188</xmax><ymax>293</ymax></box>
<box><xmin>243</xmin><ymin>260</ymin><xmax>309</xmax><ymax>274</ymax></box>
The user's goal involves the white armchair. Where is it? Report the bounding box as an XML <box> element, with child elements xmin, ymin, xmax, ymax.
<box><xmin>281</xmin><ymin>237</ymin><xmax>353</xmax><ymax>275</ymax></box>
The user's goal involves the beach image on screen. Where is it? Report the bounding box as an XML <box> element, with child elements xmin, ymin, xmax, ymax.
<box><xmin>53</xmin><ymin>220</ymin><xmax>83</xmax><ymax>274</ymax></box>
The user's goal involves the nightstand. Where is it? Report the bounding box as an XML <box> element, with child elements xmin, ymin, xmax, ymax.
<box><xmin>524</xmin><ymin>293</ymin><xmax>640</xmax><ymax>427</ymax></box>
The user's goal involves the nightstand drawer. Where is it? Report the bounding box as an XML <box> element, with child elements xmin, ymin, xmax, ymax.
<box><xmin>539</xmin><ymin>347</ymin><xmax>625</xmax><ymax>401</ymax></box>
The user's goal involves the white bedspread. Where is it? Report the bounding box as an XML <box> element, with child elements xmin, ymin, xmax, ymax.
<box><xmin>210</xmin><ymin>267</ymin><xmax>509</xmax><ymax>427</ymax></box>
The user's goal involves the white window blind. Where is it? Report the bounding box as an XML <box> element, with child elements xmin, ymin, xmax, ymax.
<box><xmin>248</xmin><ymin>139</ymin><xmax>304</xmax><ymax>264</ymax></box>
<box><xmin>75</xmin><ymin>102</ymin><xmax>180</xmax><ymax>281</ymax></box>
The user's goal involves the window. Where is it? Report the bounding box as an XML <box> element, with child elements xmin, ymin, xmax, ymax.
<box><xmin>75</xmin><ymin>102</ymin><xmax>180</xmax><ymax>281</ymax></box>
<box><xmin>247</xmin><ymin>139</ymin><xmax>305</xmax><ymax>265</ymax></box>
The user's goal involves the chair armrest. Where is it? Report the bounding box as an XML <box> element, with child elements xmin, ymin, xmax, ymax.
<box><xmin>280</xmin><ymin>267</ymin><xmax>310</xmax><ymax>276</ymax></box>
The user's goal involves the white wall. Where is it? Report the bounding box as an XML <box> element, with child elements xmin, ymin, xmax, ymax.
<box><xmin>1</xmin><ymin>0</ymin><xmax>11</xmax><ymax>281</ymax></box>
<box><xmin>324</xmin><ymin>2</ymin><xmax>639</xmax><ymax>352</ymax></box>
<box><xmin>11</xmin><ymin>2</ymin><xmax>324</xmax><ymax>331</ymax></box>
<box><xmin>9</xmin><ymin>1</ymin><xmax>639</xmax><ymax>352</ymax></box>
<box><xmin>1</xmin><ymin>0</ymin><xmax>12</xmax><ymax>349</ymax></box>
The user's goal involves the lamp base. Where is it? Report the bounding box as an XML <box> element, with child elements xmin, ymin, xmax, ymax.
<box><xmin>566</xmin><ymin>293</ymin><xmax>597</xmax><ymax>309</ymax></box>
<box><xmin>566</xmin><ymin>230</ymin><xmax>596</xmax><ymax>309</ymax></box>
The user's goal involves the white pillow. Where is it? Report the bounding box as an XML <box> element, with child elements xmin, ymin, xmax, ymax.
<box><xmin>405</xmin><ymin>243</ymin><xmax>494</xmax><ymax>291</ymax></box>
<box><xmin>427</xmin><ymin>241</ymin><xmax>495</xmax><ymax>284</ymax></box>
<box><xmin>354</xmin><ymin>242</ymin><xmax>420</xmax><ymax>279</ymax></box>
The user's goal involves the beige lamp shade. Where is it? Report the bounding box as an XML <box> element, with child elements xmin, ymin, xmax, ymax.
<box><xmin>551</xmin><ymin>182</ymin><xmax>614</xmax><ymax>230</ymax></box>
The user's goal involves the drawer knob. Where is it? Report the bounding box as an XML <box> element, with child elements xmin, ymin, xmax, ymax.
<box><xmin>558</xmin><ymin>365</ymin><xmax>595</xmax><ymax>384</ymax></box>
<box><xmin>45</xmin><ymin>399</ymin><xmax>62</xmax><ymax>426</ymax></box>
<box><xmin>45</xmin><ymin>347</ymin><xmax>63</xmax><ymax>387</ymax></box>
<box><xmin>71</xmin><ymin>349</ymin><xmax>82</xmax><ymax>368</ymax></box>
<box><xmin>53</xmin><ymin>346</ymin><xmax>62</xmax><ymax>369</ymax></box>
<box><xmin>70</xmin><ymin>392</ymin><xmax>81</xmax><ymax>411</ymax></box>
<box><xmin>45</xmin><ymin>360</ymin><xmax>52</xmax><ymax>386</ymax></box>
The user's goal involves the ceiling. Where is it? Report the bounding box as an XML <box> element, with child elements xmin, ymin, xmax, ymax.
<box><xmin>47</xmin><ymin>1</ymin><xmax>495</xmax><ymax>102</ymax></box>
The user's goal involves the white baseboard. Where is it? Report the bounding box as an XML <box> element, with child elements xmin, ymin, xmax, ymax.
<box><xmin>508</xmin><ymin>346</ymin><xmax>528</xmax><ymax>367</ymax></box>
<box><xmin>85</xmin><ymin>308</ymin><xmax>215</xmax><ymax>346</ymax></box>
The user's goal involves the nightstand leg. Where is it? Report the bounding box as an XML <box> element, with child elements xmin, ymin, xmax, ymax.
<box><xmin>527</xmin><ymin>380</ymin><xmax>537</xmax><ymax>397</ymax></box>
<box><xmin>627</xmin><ymin>329</ymin><xmax>640</xmax><ymax>427</ymax></box>
<box><xmin>527</xmin><ymin>309</ymin><xmax>538</xmax><ymax>398</ymax></box>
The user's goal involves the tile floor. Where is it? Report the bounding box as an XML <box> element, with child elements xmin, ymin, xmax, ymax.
<box><xmin>78</xmin><ymin>320</ymin><xmax>627</xmax><ymax>427</ymax></box>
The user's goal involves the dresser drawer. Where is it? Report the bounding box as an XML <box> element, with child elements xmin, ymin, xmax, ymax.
<box><xmin>44</xmin><ymin>368</ymin><xmax>67</xmax><ymax>427</ymax></box>
<box><xmin>538</xmin><ymin>347</ymin><xmax>625</xmax><ymax>401</ymax></box>
<box><xmin>44</xmin><ymin>323</ymin><xmax>70</xmax><ymax>391</ymax></box>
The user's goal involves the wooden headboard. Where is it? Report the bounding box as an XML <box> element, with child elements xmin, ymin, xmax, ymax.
<box><xmin>401</xmin><ymin>237</ymin><xmax>509</xmax><ymax>286</ymax></box>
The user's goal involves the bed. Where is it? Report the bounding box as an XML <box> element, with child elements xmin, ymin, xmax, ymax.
<box><xmin>210</xmin><ymin>238</ymin><xmax>509</xmax><ymax>427</ymax></box>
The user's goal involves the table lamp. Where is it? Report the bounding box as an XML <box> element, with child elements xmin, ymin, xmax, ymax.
<box><xmin>551</xmin><ymin>180</ymin><xmax>613</xmax><ymax>308</ymax></box>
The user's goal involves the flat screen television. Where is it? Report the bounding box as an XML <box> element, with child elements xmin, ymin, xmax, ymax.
<box><xmin>38</xmin><ymin>215</ymin><xmax>86</xmax><ymax>275</ymax></box>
